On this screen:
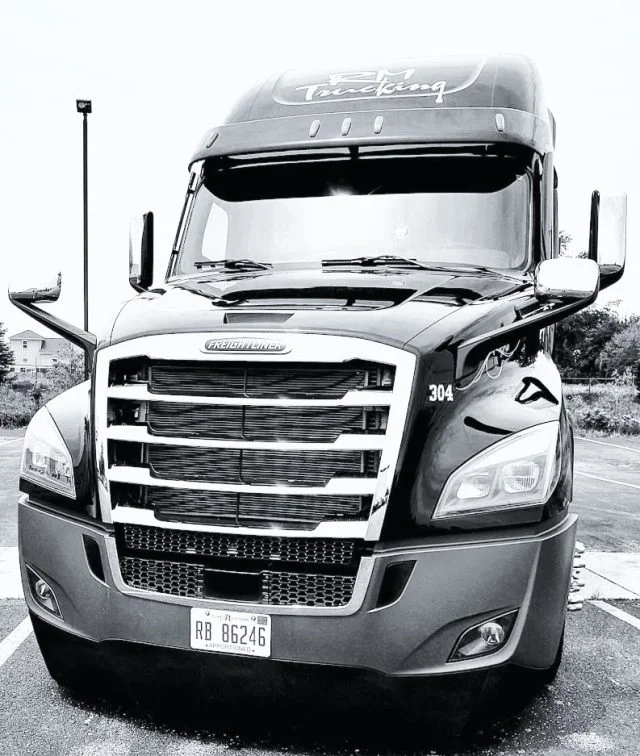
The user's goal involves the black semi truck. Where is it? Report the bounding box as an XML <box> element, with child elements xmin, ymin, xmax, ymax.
<box><xmin>10</xmin><ymin>55</ymin><xmax>626</xmax><ymax>711</ymax></box>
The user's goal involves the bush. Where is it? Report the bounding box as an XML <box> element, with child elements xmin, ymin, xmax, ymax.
<box><xmin>0</xmin><ymin>385</ymin><xmax>36</xmax><ymax>427</ymax></box>
<box><xmin>0</xmin><ymin>344</ymin><xmax>84</xmax><ymax>429</ymax></box>
<box><xmin>564</xmin><ymin>383</ymin><xmax>640</xmax><ymax>435</ymax></box>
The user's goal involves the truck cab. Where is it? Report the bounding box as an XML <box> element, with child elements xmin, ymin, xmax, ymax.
<box><xmin>10</xmin><ymin>55</ymin><xmax>626</xmax><ymax>716</ymax></box>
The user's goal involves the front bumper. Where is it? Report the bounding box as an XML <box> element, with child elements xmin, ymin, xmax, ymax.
<box><xmin>19</xmin><ymin>496</ymin><xmax>576</xmax><ymax>677</ymax></box>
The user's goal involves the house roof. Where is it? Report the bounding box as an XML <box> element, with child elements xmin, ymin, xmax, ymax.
<box><xmin>9</xmin><ymin>330</ymin><xmax>44</xmax><ymax>340</ymax></box>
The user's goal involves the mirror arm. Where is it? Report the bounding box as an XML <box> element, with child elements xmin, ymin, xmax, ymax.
<box><xmin>452</xmin><ymin>292</ymin><xmax>597</xmax><ymax>383</ymax></box>
<box><xmin>8</xmin><ymin>295</ymin><xmax>97</xmax><ymax>363</ymax></box>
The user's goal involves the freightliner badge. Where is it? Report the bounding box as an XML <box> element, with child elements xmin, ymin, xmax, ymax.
<box><xmin>202</xmin><ymin>338</ymin><xmax>290</xmax><ymax>354</ymax></box>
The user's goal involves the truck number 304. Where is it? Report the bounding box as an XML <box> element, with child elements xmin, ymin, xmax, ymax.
<box><xmin>428</xmin><ymin>384</ymin><xmax>454</xmax><ymax>402</ymax></box>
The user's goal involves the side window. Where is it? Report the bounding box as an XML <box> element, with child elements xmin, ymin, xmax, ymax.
<box><xmin>22</xmin><ymin>340</ymin><xmax>27</xmax><ymax>349</ymax></box>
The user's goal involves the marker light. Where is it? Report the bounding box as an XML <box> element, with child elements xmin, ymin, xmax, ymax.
<box><xmin>434</xmin><ymin>422</ymin><xmax>559</xmax><ymax>519</ymax></box>
<box><xmin>21</xmin><ymin>407</ymin><xmax>75</xmax><ymax>499</ymax></box>
<box><xmin>449</xmin><ymin>611</ymin><xmax>517</xmax><ymax>661</ymax></box>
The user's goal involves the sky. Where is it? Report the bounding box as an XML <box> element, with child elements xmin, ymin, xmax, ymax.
<box><xmin>0</xmin><ymin>0</ymin><xmax>638</xmax><ymax>342</ymax></box>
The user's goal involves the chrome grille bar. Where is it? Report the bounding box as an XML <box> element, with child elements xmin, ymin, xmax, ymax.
<box><xmin>107</xmin><ymin>466</ymin><xmax>378</xmax><ymax>495</ymax></box>
<box><xmin>106</xmin><ymin>385</ymin><xmax>394</xmax><ymax>406</ymax></box>
<box><xmin>105</xmin><ymin>425</ymin><xmax>387</xmax><ymax>450</ymax></box>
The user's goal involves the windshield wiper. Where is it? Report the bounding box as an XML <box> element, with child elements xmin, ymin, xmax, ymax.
<box><xmin>193</xmin><ymin>258</ymin><xmax>272</xmax><ymax>271</ymax></box>
<box><xmin>322</xmin><ymin>256</ymin><xmax>527</xmax><ymax>282</ymax></box>
<box><xmin>322</xmin><ymin>255</ymin><xmax>433</xmax><ymax>270</ymax></box>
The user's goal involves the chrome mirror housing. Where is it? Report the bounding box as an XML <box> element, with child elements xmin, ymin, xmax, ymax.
<box><xmin>8</xmin><ymin>272</ymin><xmax>62</xmax><ymax>304</ymax></box>
<box><xmin>534</xmin><ymin>258</ymin><xmax>600</xmax><ymax>302</ymax></box>
<box><xmin>589</xmin><ymin>191</ymin><xmax>627</xmax><ymax>289</ymax></box>
<box><xmin>129</xmin><ymin>212</ymin><xmax>154</xmax><ymax>292</ymax></box>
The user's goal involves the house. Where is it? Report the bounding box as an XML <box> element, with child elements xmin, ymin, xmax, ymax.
<box><xmin>8</xmin><ymin>330</ymin><xmax>68</xmax><ymax>375</ymax></box>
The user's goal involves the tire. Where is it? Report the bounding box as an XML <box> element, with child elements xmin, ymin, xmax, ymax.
<box><xmin>30</xmin><ymin>612</ymin><xmax>116</xmax><ymax>697</ymax></box>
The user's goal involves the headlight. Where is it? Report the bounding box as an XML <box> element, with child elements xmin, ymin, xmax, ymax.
<box><xmin>433</xmin><ymin>421</ymin><xmax>559</xmax><ymax>519</ymax></box>
<box><xmin>21</xmin><ymin>407</ymin><xmax>76</xmax><ymax>499</ymax></box>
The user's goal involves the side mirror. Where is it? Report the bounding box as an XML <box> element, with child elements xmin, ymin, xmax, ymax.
<box><xmin>129</xmin><ymin>211</ymin><xmax>154</xmax><ymax>292</ymax></box>
<box><xmin>535</xmin><ymin>257</ymin><xmax>600</xmax><ymax>302</ymax></box>
<box><xmin>8</xmin><ymin>272</ymin><xmax>62</xmax><ymax>304</ymax></box>
<box><xmin>8</xmin><ymin>271</ymin><xmax>96</xmax><ymax>363</ymax></box>
<box><xmin>588</xmin><ymin>191</ymin><xmax>626</xmax><ymax>289</ymax></box>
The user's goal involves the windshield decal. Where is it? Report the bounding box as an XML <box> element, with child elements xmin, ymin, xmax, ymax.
<box><xmin>273</xmin><ymin>60</ymin><xmax>487</xmax><ymax>106</ymax></box>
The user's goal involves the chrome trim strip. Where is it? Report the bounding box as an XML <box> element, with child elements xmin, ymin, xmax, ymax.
<box><xmin>111</xmin><ymin>505</ymin><xmax>368</xmax><ymax>538</ymax></box>
<box><xmin>104</xmin><ymin>537</ymin><xmax>374</xmax><ymax>616</ymax></box>
<box><xmin>373</xmin><ymin>514</ymin><xmax>579</xmax><ymax>557</ymax></box>
<box><xmin>107</xmin><ymin>466</ymin><xmax>378</xmax><ymax>495</ymax></box>
<box><xmin>101</xmin><ymin>332</ymin><xmax>400</xmax><ymax>363</ymax></box>
<box><xmin>95</xmin><ymin>333</ymin><xmax>416</xmax><ymax>544</ymax></box>
<box><xmin>106</xmin><ymin>385</ymin><xmax>393</xmax><ymax>407</ymax></box>
<box><xmin>106</xmin><ymin>425</ymin><xmax>386</xmax><ymax>451</ymax></box>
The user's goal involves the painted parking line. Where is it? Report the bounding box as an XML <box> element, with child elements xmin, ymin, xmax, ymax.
<box><xmin>0</xmin><ymin>616</ymin><xmax>32</xmax><ymax>669</ymax></box>
<box><xmin>0</xmin><ymin>549</ymin><xmax>22</xmax><ymax>599</ymax></box>
<box><xmin>575</xmin><ymin>471</ymin><xmax>640</xmax><ymax>491</ymax></box>
<box><xmin>591</xmin><ymin>600</ymin><xmax>640</xmax><ymax>631</ymax></box>
<box><xmin>576</xmin><ymin>437</ymin><xmax>640</xmax><ymax>454</ymax></box>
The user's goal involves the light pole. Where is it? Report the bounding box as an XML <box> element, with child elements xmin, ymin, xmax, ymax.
<box><xmin>76</xmin><ymin>99</ymin><xmax>92</xmax><ymax>380</ymax></box>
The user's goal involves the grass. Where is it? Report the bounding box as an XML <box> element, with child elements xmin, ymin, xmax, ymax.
<box><xmin>563</xmin><ymin>383</ymin><xmax>640</xmax><ymax>435</ymax></box>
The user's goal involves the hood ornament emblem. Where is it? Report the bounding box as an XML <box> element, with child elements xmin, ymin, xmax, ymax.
<box><xmin>202</xmin><ymin>338</ymin><xmax>290</xmax><ymax>354</ymax></box>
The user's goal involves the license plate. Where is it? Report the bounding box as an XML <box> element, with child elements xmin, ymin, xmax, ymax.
<box><xmin>190</xmin><ymin>608</ymin><xmax>271</xmax><ymax>657</ymax></box>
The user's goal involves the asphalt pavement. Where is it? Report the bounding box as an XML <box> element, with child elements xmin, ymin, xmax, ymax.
<box><xmin>1</xmin><ymin>432</ymin><xmax>639</xmax><ymax>756</ymax></box>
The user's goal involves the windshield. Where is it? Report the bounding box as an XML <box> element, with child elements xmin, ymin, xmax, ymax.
<box><xmin>173</xmin><ymin>151</ymin><xmax>533</xmax><ymax>277</ymax></box>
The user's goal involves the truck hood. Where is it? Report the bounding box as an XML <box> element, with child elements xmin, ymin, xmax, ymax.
<box><xmin>107</xmin><ymin>267</ymin><xmax>530</xmax><ymax>352</ymax></box>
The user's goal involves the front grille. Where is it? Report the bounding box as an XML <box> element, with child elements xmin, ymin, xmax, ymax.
<box><xmin>143</xmin><ymin>360</ymin><xmax>394</xmax><ymax>399</ymax></box>
<box><xmin>118</xmin><ymin>555</ymin><xmax>356</xmax><ymax>607</ymax></box>
<box><xmin>118</xmin><ymin>524</ymin><xmax>362</xmax><ymax>566</ymax></box>
<box><xmin>102</xmin><ymin>334</ymin><xmax>413</xmax><ymax>609</ymax></box>
<box><xmin>116</xmin><ymin>524</ymin><xmax>364</xmax><ymax>606</ymax></box>
<box><xmin>146</xmin><ymin>445</ymin><xmax>380</xmax><ymax>486</ymax></box>
<box><xmin>144</xmin><ymin>403</ymin><xmax>388</xmax><ymax>442</ymax></box>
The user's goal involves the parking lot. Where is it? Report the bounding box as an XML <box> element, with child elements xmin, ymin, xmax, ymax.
<box><xmin>1</xmin><ymin>432</ymin><xmax>639</xmax><ymax>755</ymax></box>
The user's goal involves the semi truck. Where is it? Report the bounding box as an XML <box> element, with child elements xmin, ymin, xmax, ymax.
<box><xmin>9</xmin><ymin>55</ymin><xmax>627</xmax><ymax>715</ymax></box>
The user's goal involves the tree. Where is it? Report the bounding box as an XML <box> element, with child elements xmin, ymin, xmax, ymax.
<box><xmin>0</xmin><ymin>323</ymin><xmax>14</xmax><ymax>384</ymax></box>
<box><xmin>601</xmin><ymin>321</ymin><xmax>640</xmax><ymax>374</ymax></box>
<box><xmin>559</xmin><ymin>229</ymin><xmax>587</xmax><ymax>259</ymax></box>
<box><xmin>39</xmin><ymin>343</ymin><xmax>84</xmax><ymax>403</ymax></box>
<box><xmin>553</xmin><ymin>304</ymin><xmax>627</xmax><ymax>377</ymax></box>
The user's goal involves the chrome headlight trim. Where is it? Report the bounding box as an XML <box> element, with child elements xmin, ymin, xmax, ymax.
<box><xmin>21</xmin><ymin>407</ymin><xmax>76</xmax><ymax>500</ymax></box>
<box><xmin>433</xmin><ymin>421</ymin><xmax>560</xmax><ymax>519</ymax></box>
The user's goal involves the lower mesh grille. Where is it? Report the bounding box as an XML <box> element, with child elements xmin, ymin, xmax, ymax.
<box><xmin>117</xmin><ymin>524</ymin><xmax>362</xmax><ymax>566</ymax></box>
<box><xmin>264</xmin><ymin>571</ymin><xmax>356</xmax><ymax>607</ymax></box>
<box><xmin>120</xmin><ymin>555</ymin><xmax>203</xmax><ymax>598</ymax></box>
<box><xmin>118</xmin><ymin>555</ymin><xmax>356</xmax><ymax>607</ymax></box>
